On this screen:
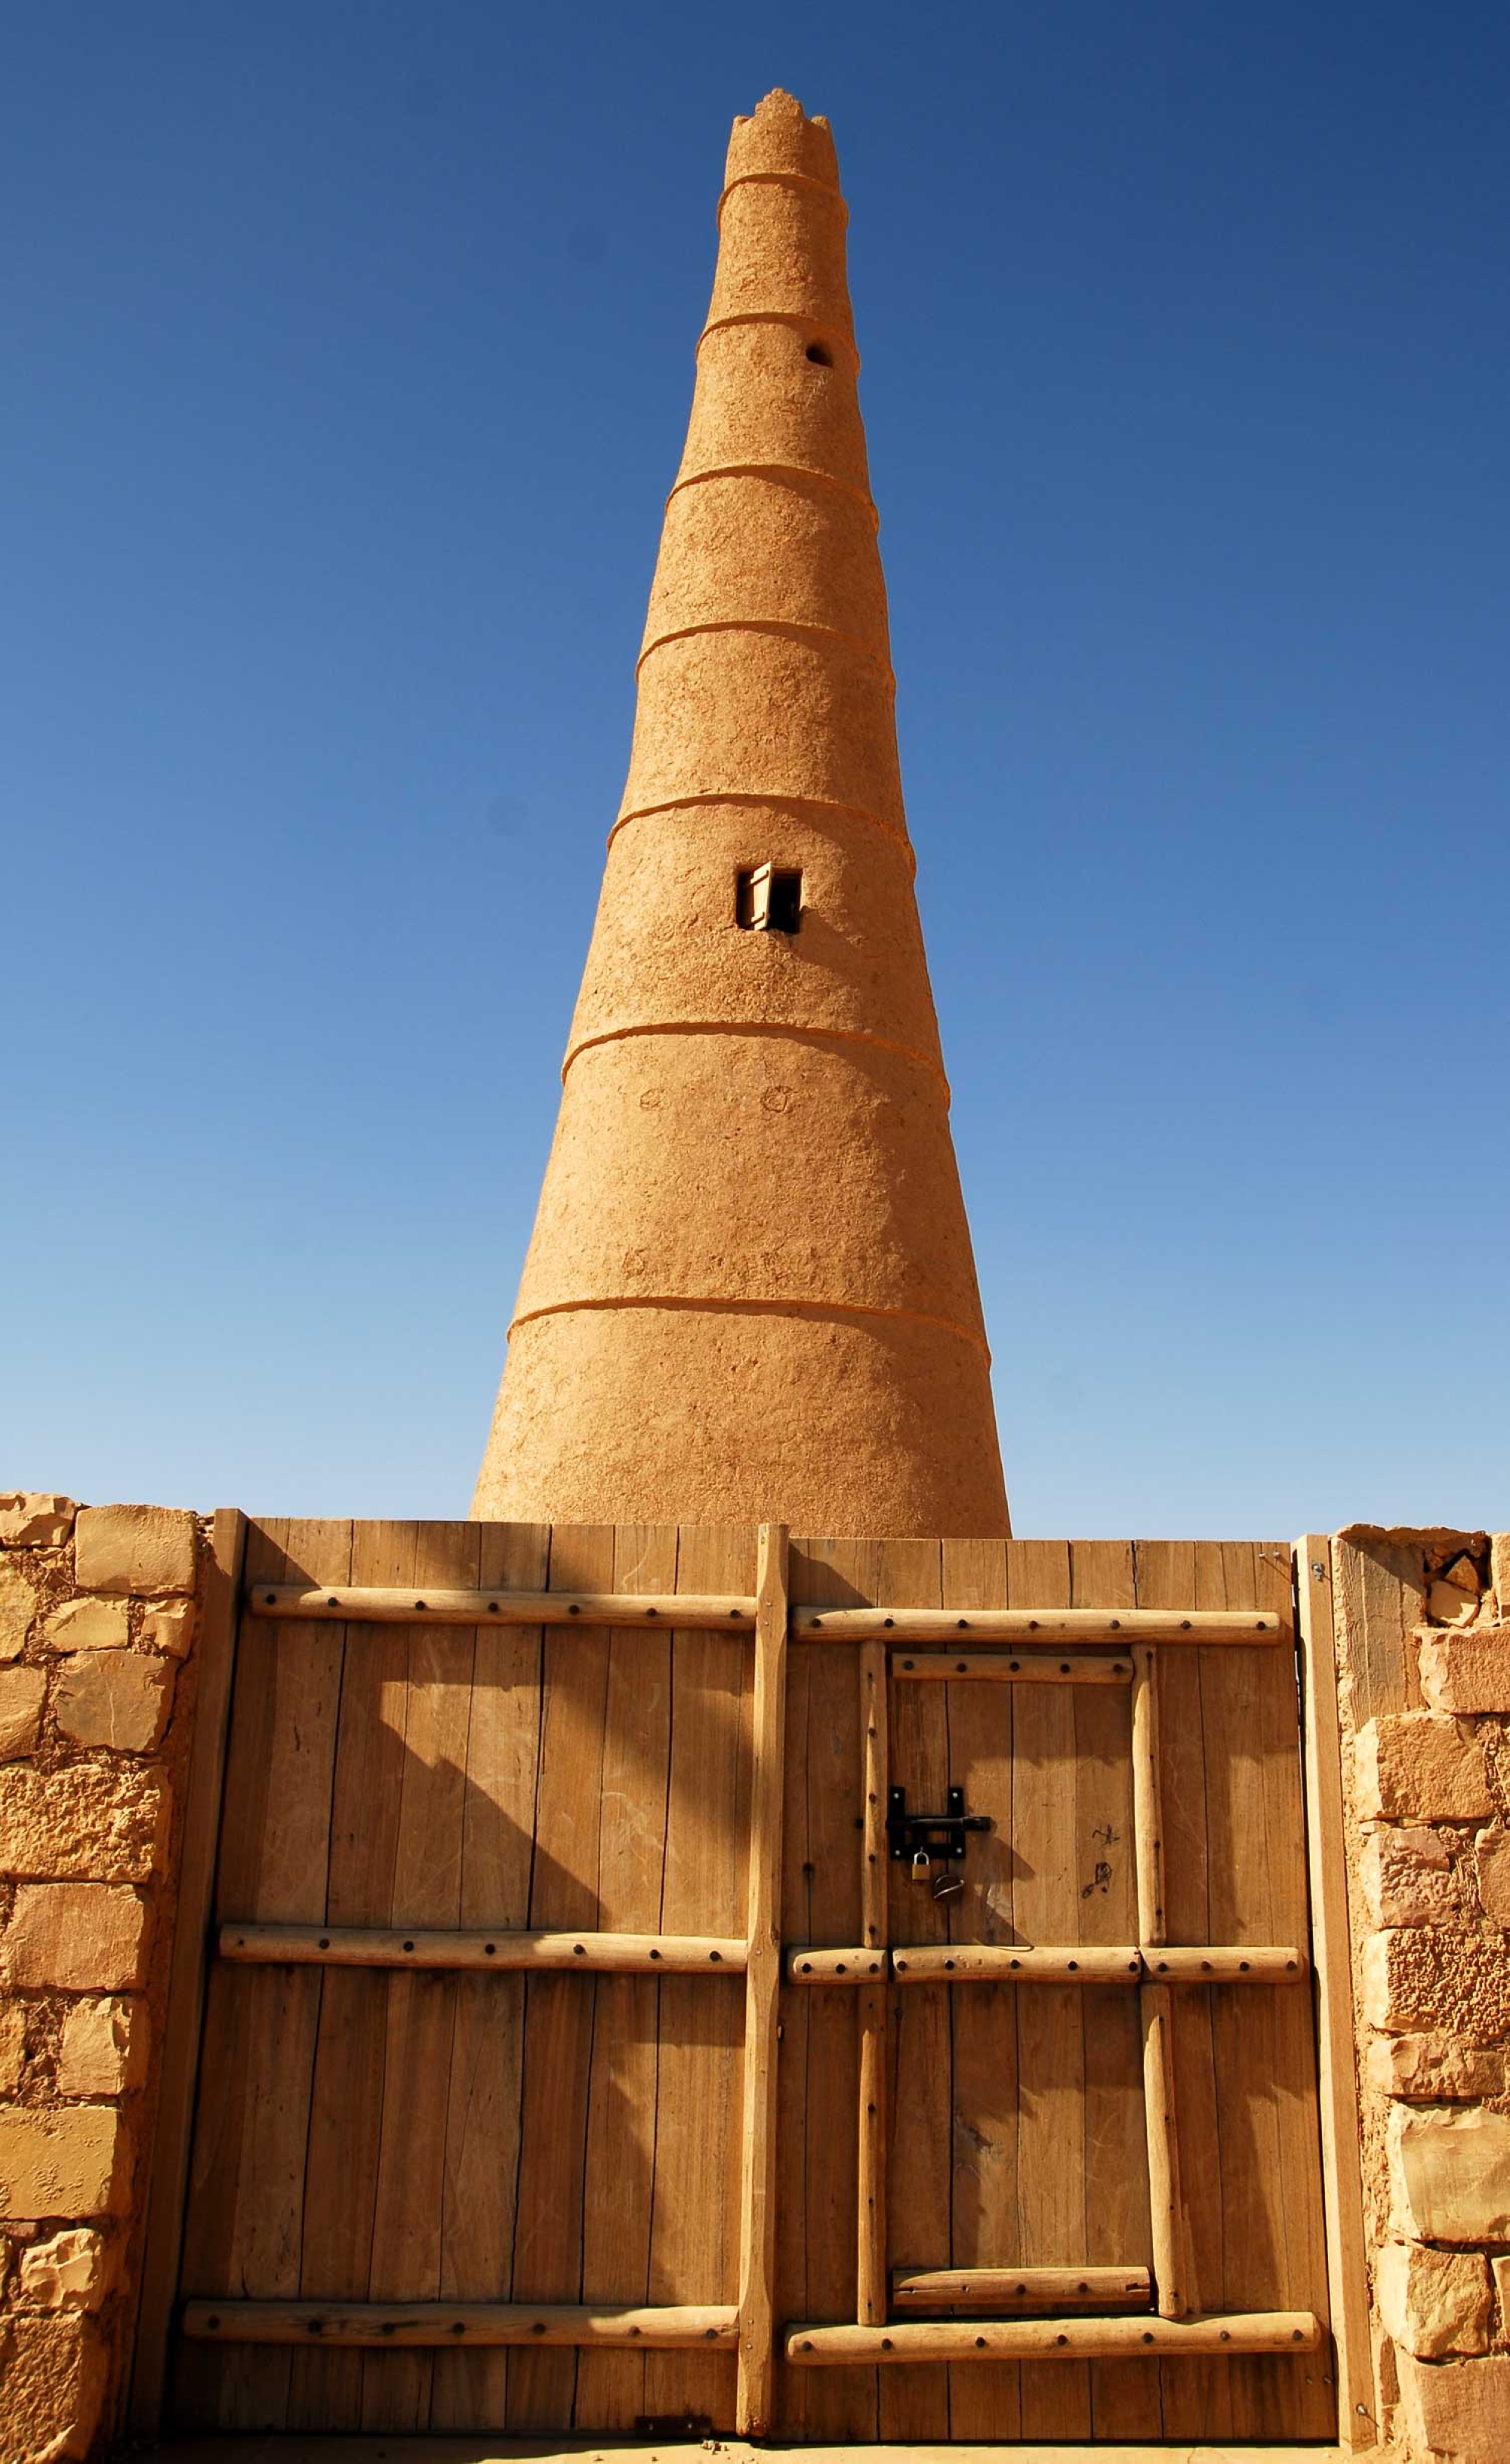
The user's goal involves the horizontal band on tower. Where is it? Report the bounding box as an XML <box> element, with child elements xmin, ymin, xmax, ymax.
<box><xmin>506</xmin><ymin>1290</ymin><xmax>991</xmax><ymax>1363</ymax></box>
<box><xmin>667</xmin><ymin>462</ymin><xmax>879</xmax><ymax>527</ymax></box>
<box><xmin>716</xmin><ymin>168</ymin><xmax>846</xmax><ymax>223</ymax></box>
<box><xmin>635</xmin><ymin>615</ymin><xmax>895</xmax><ymax>687</ymax></box>
<box><xmin>560</xmin><ymin>1016</ymin><xmax>951</xmax><ymax>1102</ymax></box>
<box><xmin>609</xmin><ymin>790</ymin><xmax>915</xmax><ymax>870</ymax></box>
<box><xmin>698</xmin><ymin>310</ymin><xmax>860</xmax><ymax>374</ymax></box>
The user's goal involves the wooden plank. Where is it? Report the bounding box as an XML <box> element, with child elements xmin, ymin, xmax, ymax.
<box><xmin>1142</xmin><ymin>1947</ymin><xmax>1305</xmax><ymax>1982</ymax></box>
<box><xmin>938</xmin><ymin>1533</ymin><xmax>1018</xmax><ymax>2447</ymax></box>
<box><xmin>643</xmin><ymin>1522</ymin><xmax>754</xmax><ymax>2436</ymax></box>
<box><xmin>575</xmin><ymin>1520</ymin><xmax>677</xmax><ymax>2434</ymax></box>
<box><xmin>128</xmin><ymin>1508</ymin><xmax>247</xmax><ymax>2436</ymax></box>
<box><xmin>855</xmin><ymin>1637</ymin><xmax>888</xmax><ymax>2332</ymax></box>
<box><xmin>250</xmin><ymin>1582</ymin><xmax>755</xmax><ymax>1631</ymax></box>
<box><xmin>892</xmin><ymin>2265</ymin><xmax>1151</xmax><ymax>2308</ymax></box>
<box><xmin>1005</xmin><ymin>1536</ymin><xmax>1089</xmax><ymax>2444</ymax></box>
<box><xmin>184</xmin><ymin>2302</ymin><xmax>737</xmax><ymax>2348</ymax></box>
<box><xmin>1297</xmin><ymin>1538</ymin><xmax>1376</xmax><ymax>2452</ymax></box>
<box><xmin>735</xmin><ymin>1523</ymin><xmax>790</xmax><ymax>2438</ymax></box>
<box><xmin>892</xmin><ymin>1946</ymin><xmax>1140</xmax><ymax>1982</ymax></box>
<box><xmin>220</xmin><ymin>1925</ymin><xmax>745</xmax><ymax>1973</ymax></box>
<box><xmin>362</xmin><ymin>1520</ymin><xmax>479</xmax><ymax>2432</ymax></box>
<box><xmin>786</xmin><ymin>1534</ymin><xmax>882</xmax><ymax>2445</ymax></box>
<box><xmin>431</xmin><ymin>1517</ymin><xmax>550</xmax><ymax>2433</ymax></box>
<box><xmin>508</xmin><ymin>1522</ymin><xmax>617</xmax><ymax>2434</ymax></box>
<box><xmin>287</xmin><ymin>1517</ymin><xmax>408</xmax><ymax>2434</ymax></box>
<box><xmin>875</xmin><ymin>1535</ymin><xmax>948</xmax><ymax>2447</ymax></box>
<box><xmin>892</xmin><ymin>1652</ymin><xmax>1130</xmax><ymax>1685</ymax></box>
<box><xmin>794</xmin><ymin>1606</ymin><xmax>1280</xmax><ymax>1644</ymax></box>
<box><xmin>787</xmin><ymin>2314</ymin><xmax>1324</xmax><ymax>2364</ymax></box>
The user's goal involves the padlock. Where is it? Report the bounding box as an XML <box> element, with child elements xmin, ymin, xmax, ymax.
<box><xmin>909</xmin><ymin>1848</ymin><xmax>931</xmax><ymax>1882</ymax></box>
<box><xmin>932</xmin><ymin>1865</ymin><xmax>964</xmax><ymax>1902</ymax></box>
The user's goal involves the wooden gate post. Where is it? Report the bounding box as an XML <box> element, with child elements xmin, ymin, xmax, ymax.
<box><xmin>735</xmin><ymin>1523</ymin><xmax>790</xmax><ymax>2436</ymax></box>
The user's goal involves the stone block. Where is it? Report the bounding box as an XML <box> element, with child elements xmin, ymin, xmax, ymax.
<box><xmin>3</xmin><ymin>1883</ymin><xmax>150</xmax><ymax>1991</ymax></box>
<box><xmin>41</xmin><ymin>1595</ymin><xmax>130</xmax><ymax>1654</ymax></box>
<box><xmin>1428</xmin><ymin>1578</ymin><xmax>1479</xmax><ymax>1626</ymax></box>
<box><xmin>1361</xmin><ymin>1825</ymin><xmax>1462</xmax><ymax>1927</ymax></box>
<box><xmin>1354</xmin><ymin>1714</ymin><xmax>1492</xmax><ymax>1821</ymax></box>
<box><xmin>0</xmin><ymin>2000</ymin><xmax>26</xmax><ymax>2094</ymax></box>
<box><xmin>1369</xmin><ymin>2033</ymin><xmax>1505</xmax><ymax>2101</ymax></box>
<box><xmin>141</xmin><ymin>1597</ymin><xmax>195</xmax><ymax>1658</ymax></box>
<box><xmin>0</xmin><ymin>2104</ymin><xmax>129</xmax><ymax>2217</ymax></box>
<box><xmin>1493</xmin><ymin>2253</ymin><xmax>1510</xmax><ymax>2325</ymax></box>
<box><xmin>1390</xmin><ymin>2104</ymin><xmax>1510</xmax><ymax>2243</ymax></box>
<box><xmin>0</xmin><ymin>2312</ymin><xmax>108</xmax><ymax>2461</ymax></box>
<box><xmin>1395</xmin><ymin>2350</ymin><xmax>1510</xmax><ymax>2463</ymax></box>
<box><xmin>73</xmin><ymin>1502</ymin><xmax>197</xmax><ymax>1596</ymax></box>
<box><xmin>0</xmin><ymin>1763</ymin><xmax>171</xmax><ymax>1882</ymax></box>
<box><xmin>54</xmin><ymin>1649</ymin><xmax>174</xmax><ymax>1751</ymax></box>
<box><xmin>0</xmin><ymin>1557</ymin><xmax>38</xmax><ymax>1659</ymax></box>
<box><xmin>1363</xmin><ymin>1927</ymin><xmax>1510</xmax><ymax>2039</ymax></box>
<box><xmin>17</xmin><ymin>2225</ymin><xmax>119</xmax><ymax>2312</ymax></box>
<box><xmin>1376</xmin><ymin>2238</ymin><xmax>1491</xmax><ymax>2357</ymax></box>
<box><xmin>57</xmin><ymin>1996</ymin><xmax>146</xmax><ymax>2098</ymax></box>
<box><xmin>0</xmin><ymin>1665</ymin><xmax>46</xmax><ymax>1760</ymax></box>
<box><xmin>1419</xmin><ymin>1626</ymin><xmax>1510</xmax><ymax>1715</ymax></box>
<box><xmin>1474</xmin><ymin>1825</ymin><xmax>1510</xmax><ymax>1927</ymax></box>
<box><xmin>0</xmin><ymin>1494</ymin><xmax>76</xmax><ymax>1548</ymax></box>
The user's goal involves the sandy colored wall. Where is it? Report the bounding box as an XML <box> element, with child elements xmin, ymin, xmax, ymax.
<box><xmin>1330</xmin><ymin>1526</ymin><xmax>1510</xmax><ymax>2463</ymax></box>
<box><xmin>0</xmin><ymin>1495</ymin><xmax>206</xmax><ymax>2464</ymax></box>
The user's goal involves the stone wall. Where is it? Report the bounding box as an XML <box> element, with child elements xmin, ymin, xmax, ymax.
<box><xmin>0</xmin><ymin>1495</ymin><xmax>204</xmax><ymax>2464</ymax></box>
<box><xmin>1333</xmin><ymin>1526</ymin><xmax>1510</xmax><ymax>2463</ymax></box>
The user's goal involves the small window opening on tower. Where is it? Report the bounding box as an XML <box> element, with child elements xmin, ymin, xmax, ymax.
<box><xmin>805</xmin><ymin>342</ymin><xmax>832</xmax><ymax>367</ymax></box>
<box><xmin>736</xmin><ymin>863</ymin><xmax>803</xmax><ymax>933</ymax></box>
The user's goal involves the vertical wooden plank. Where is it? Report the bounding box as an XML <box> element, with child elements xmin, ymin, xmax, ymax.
<box><xmin>287</xmin><ymin>1518</ymin><xmax>409</xmax><ymax>2434</ymax></box>
<box><xmin>643</xmin><ymin>1521</ymin><xmax>754</xmax><ymax>2434</ymax></box>
<box><xmin>784</xmin><ymin>1535</ymin><xmax>879</xmax><ymax>2445</ymax></box>
<box><xmin>130</xmin><ymin>1508</ymin><xmax>246</xmax><ymax>2436</ymax></box>
<box><xmin>877</xmin><ymin>1535</ymin><xmax>947</xmax><ymax>2446</ymax></box>
<box><xmin>430</xmin><ymin>1516</ymin><xmax>551</xmax><ymax>2433</ymax></box>
<box><xmin>735</xmin><ymin>1524</ymin><xmax>790</xmax><ymax>2438</ymax></box>
<box><xmin>1072</xmin><ymin>1542</ymin><xmax>1158</xmax><ymax>2443</ymax></box>
<box><xmin>507</xmin><ymin>1521</ymin><xmax>616</xmax><ymax>2433</ymax></box>
<box><xmin>855</xmin><ymin>1636</ymin><xmax>888</xmax><ymax>2331</ymax></box>
<box><xmin>1007</xmin><ymin>1538</ymin><xmax>1091</xmax><ymax>2443</ymax></box>
<box><xmin>362</xmin><ymin>1521</ymin><xmax>479</xmax><ymax>2432</ymax></box>
<box><xmin>574</xmin><ymin>1521</ymin><xmax>677</xmax><ymax>2432</ymax></box>
<box><xmin>938</xmin><ymin>1535</ymin><xmax>1020</xmax><ymax>2447</ymax></box>
<box><xmin>1299</xmin><ymin>1538</ymin><xmax>1376</xmax><ymax>2450</ymax></box>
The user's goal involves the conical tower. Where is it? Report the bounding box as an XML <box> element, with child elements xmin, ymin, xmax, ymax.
<box><xmin>474</xmin><ymin>91</ymin><xmax>1009</xmax><ymax>1538</ymax></box>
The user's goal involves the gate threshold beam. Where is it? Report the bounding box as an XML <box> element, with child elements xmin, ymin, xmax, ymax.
<box><xmin>183</xmin><ymin>2300</ymin><xmax>736</xmax><ymax>2348</ymax></box>
<box><xmin>219</xmin><ymin>1923</ymin><xmax>746</xmax><ymax>1975</ymax></box>
<box><xmin>786</xmin><ymin>2310</ymin><xmax>1322</xmax><ymax>2361</ymax></box>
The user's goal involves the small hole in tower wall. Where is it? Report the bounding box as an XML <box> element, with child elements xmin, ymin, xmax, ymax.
<box><xmin>805</xmin><ymin>343</ymin><xmax>832</xmax><ymax>367</ymax></box>
<box><xmin>736</xmin><ymin>864</ymin><xmax>803</xmax><ymax>932</ymax></box>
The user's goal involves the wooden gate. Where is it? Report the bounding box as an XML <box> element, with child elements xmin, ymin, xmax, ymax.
<box><xmin>137</xmin><ymin>1520</ymin><xmax>1342</xmax><ymax>2444</ymax></box>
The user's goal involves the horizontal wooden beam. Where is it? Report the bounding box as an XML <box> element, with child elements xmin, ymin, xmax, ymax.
<box><xmin>785</xmin><ymin>1947</ymin><xmax>886</xmax><ymax>1982</ymax></box>
<box><xmin>786</xmin><ymin>2311</ymin><xmax>1322</xmax><ymax>2363</ymax></box>
<box><xmin>218</xmin><ymin>1924</ymin><xmax>747</xmax><ymax>1976</ymax></box>
<box><xmin>792</xmin><ymin>1606</ymin><xmax>1284</xmax><ymax>1646</ymax></box>
<box><xmin>1141</xmin><ymin>1945</ymin><xmax>1308</xmax><ymax>1983</ymax></box>
<box><xmin>246</xmin><ymin>1582</ymin><xmax>756</xmax><ymax>1632</ymax></box>
<box><xmin>889</xmin><ymin>1945</ymin><xmax>1307</xmax><ymax>1985</ymax></box>
<box><xmin>890</xmin><ymin>1652</ymin><xmax>1131</xmax><ymax>1685</ymax></box>
<box><xmin>183</xmin><ymin>2300</ymin><xmax>737</xmax><ymax>2348</ymax></box>
<box><xmin>892</xmin><ymin>1945</ymin><xmax>1142</xmax><ymax>1984</ymax></box>
<box><xmin>892</xmin><ymin>2265</ymin><xmax>1151</xmax><ymax>2309</ymax></box>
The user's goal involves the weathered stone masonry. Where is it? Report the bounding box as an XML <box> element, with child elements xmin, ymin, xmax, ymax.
<box><xmin>1333</xmin><ymin>1527</ymin><xmax>1510</xmax><ymax>2462</ymax></box>
<box><xmin>0</xmin><ymin>1496</ymin><xmax>205</xmax><ymax>2464</ymax></box>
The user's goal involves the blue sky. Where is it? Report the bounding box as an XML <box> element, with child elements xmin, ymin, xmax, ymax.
<box><xmin>4</xmin><ymin>2</ymin><xmax>1506</xmax><ymax>1538</ymax></box>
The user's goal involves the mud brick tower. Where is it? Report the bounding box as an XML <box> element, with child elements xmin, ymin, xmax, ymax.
<box><xmin>475</xmin><ymin>89</ymin><xmax>1009</xmax><ymax>1539</ymax></box>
